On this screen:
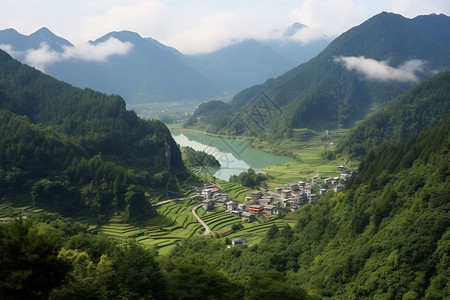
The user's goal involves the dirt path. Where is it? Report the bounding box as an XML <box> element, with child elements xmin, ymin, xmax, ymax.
<box><xmin>192</xmin><ymin>203</ymin><xmax>211</xmax><ymax>235</ymax></box>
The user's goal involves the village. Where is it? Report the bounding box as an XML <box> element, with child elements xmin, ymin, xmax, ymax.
<box><xmin>199</xmin><ymin>165</ymin><xmax>354</xmax><ymax>224</ymax></box>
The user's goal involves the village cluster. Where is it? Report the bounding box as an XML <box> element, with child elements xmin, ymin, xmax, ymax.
<box><xmin>200</xmin><ymin>165</ymin><xmax>354</xmax><ymax>223</ymax></box>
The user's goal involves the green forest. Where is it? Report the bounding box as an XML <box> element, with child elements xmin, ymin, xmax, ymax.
<box><xmin>337</xmin><ymin>71</ymin><xmax>450</xmax><ymax>158</ymax></box>
<box><xmin>1</xmin><ymin>14</ymin><xmax>450</xmax><ymax>298</ymax></box>
<box><xmin>0</xmin><ymin>49</ymin><xmax>187</xmax><ymax>223</ymax></box>
<box><xmin>181</xmin><ymin>146</ymin><xmax>220</xmax><ymax>168</ymax></box>
<box><xmin>1</xmin><ymin>117</ymin><xmax>448</xmax><ymax>299</ymax></box>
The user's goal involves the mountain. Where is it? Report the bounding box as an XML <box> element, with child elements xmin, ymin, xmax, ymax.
<box><xmin>171</xmin><ymin>117</ymin><xmax>450</xmax><ymax>299</ymax></box>
<box><xmin>45</xmin><ymin>31</ymin><xmax>219</xmax><ymax>103</ymax></box>
<box><xmin>186</xmin><ymin>23</ymin><xmax>329</xmax><ymax>96</ymax></box>
<box><xmin>186</xmin><ymin>12</ymin><xmax>450</xmax><ymax>141</ymax></box>
<box><xmin>0</xmin><ymin>27</ymin><xmax>73</xmax><ymax>52</ymax></box>
<box><xmin>0</xmin><ymin>28</ymin><xmax>219</xmax><ymax>103</ymax></box>
<box><xmin>336</xmin><ymin>71</ymin><xmax>450</xmax><ymax>158</ymax></box>
<box><xmin>186</xmin><ymin>39</ymin><xmax>295</xmax><ymax>95</ymax></box>
<box><xmin>262</xmin><ymin>22</ymin><xmax>330</xmax><ymax>65</ymax></box>
<box><xmin>0</xmin><ymin>26</ymin><xmax>329</xmax><ymax>104</ymax></box>
<box><xmin>0</xmin><ymin>49</ymin><xmax>186</xmax><ymax>221</ymax></box>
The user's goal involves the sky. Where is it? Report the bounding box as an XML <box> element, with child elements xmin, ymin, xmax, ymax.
<box><xmin>0</xmin><ymin>0</ymin><xmax>449</xmax><ymax>54</ymax></box>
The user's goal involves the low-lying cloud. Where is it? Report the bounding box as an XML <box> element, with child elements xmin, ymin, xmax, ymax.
<box><xmin>334</xmin><ymin>56</ymin><xmax>426</xmax><ymax>83</ymax></box>
<box><xmin>1</xmin><ymin>37</ymin><xmax>133</xmax><ymax>71</ymax></box>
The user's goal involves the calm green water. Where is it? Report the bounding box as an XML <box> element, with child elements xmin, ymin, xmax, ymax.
<box><xmin>172</xmin><ymin>132</ymin><xmax>292</xmax><ymax>180</ymax></box>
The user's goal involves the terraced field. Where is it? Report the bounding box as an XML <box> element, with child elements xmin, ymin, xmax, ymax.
<box><xmin>0</xmin><ymin>199</ymin><xmax>55</xmax><ymax>219</ymax></box>
<box><xmin>1</xmin><ymin>196</ymin><xmax>298</xmax><ymax>256</ymax></box>
<box><xmin>133</xmin><ymin>199</ymin><xmax>203</xmax><ymax>252</ymax></box>
<box><xmin>200</xmin><ymin>207</ymin><xmax>242</xmax><ymax>233</ymax></box>
<box><xmin>226</xmin><ymin>221</ymin><xmax>296</xmax><ymax>244</ymax></box>
<box><xmin>216</xmin><ymin>180</ymin><xmax>252</xmax><ymax>203</ymax></box>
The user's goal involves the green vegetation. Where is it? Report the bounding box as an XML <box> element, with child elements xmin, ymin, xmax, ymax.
<box><xmin>215</xmin><ymin>179</ymin><xmax>252</xmax><ymax>203</ymax></box>
<box><xmin>337</xmin><ymin>71</ymin><xmax>450</xmax><ymax>158</ymax></box>
<box><xmin>1</xmin><ymin>13</ymin><xmax>449</xmax><ymax>299</ymax></box>
<box><xmin>0</xmin><ymin>214</ymin><xmax>311</xmax><ymax>299</ymax></box>
<box><xmin>167</xmin><ymin>118</ymin><xmax>450</xmax><ymax>299</ymax></box>
<box><xmin>181</xmin><ymin>146</ymin><xmax>220</xmax><ymax>168</ymax></box>
<box><xmin>200</xmin><ymin>208</ymin><xmax>242</xmax><ymax>234</ymax></box>
<box><xmin>0</xmin><ymin>49</ymin><xmax>187</xmax><ymax>222</ymax></box>
<box><xmin>229</xmin><ymin>168</ymin><xmax>268</xmax><ymax>189</ymax></box>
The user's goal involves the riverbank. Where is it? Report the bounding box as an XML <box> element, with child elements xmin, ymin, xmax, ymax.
<box><xmin>168</xmin><ymin>124</ymin><xmax>358</xmax><ymax>187</ymax></box>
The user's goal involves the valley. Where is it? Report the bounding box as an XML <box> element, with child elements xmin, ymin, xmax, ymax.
<box><xmin>0</xmin><ymin>9</ymin><xmax>449</xmax><ymax>300</ymax></box>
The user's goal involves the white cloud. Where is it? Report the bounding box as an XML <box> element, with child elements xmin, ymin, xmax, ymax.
<box><xmin>24</xmin><ymin>43</ymin><xmax>61</xmax><ymax>71</ymax></box>
<box><xmin>287</xmin><ymin>26</ymin><xmax>326</xmax><ymax>44</ymax></box>
<box><xmin>61</xmin><ymin>38</ymin><xmax>133</xmax><ymax>62</ymax></box>
<box><xmin>391</xmin><ymin>0</ymin><xmax>450</xmax><ymax>18</ymax></box>
<box><xmin>1</xmin><ymin>0</ymin><xmax>449</xmax><ymax>55</ymax></box>
<box><xmin>289</xmin><ymin>0</ymin><xmax>372</xmax><ymax>39</ymax></box>
<box><xmin>0</xmin><ymin>44</ymin><xmax>22</xmax><ymax>58</ymax></box>
<box><xmin>334</xmin><ymin>56</ymin><xmax>426</xmax><ymax>83</ymax></box>
<box><xmin>4</xmin><ymin>37</ymin><xmax>133</xmax><ymax>71</ymax></box>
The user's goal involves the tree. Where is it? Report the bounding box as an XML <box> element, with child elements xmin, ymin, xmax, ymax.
<box><xmin>0</xmin><ymin>218</ymin><xmax>70</xmax><ymax>299</ymax></box>
<box><xmin>245</xmin><ymin>271</ymin><xmax>309</xmax><ymax>300</ymax></box>
<box><xmin>166</xmin><ymin>265</ymin><xmax>242</xmax><ymax>300</ymax></box>
<box><xmin>114</xmin><ymin>242</ymin><xmax>166</xmax><ymax>299</ymax></box>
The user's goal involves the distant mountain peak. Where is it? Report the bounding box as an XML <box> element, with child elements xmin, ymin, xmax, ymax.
<box><xmin>284</xmin><ymin>22</ymin><xmax>308</xmax><ymax>37</ymax></box>
<box><xmin>30</xmin><ymin>27</ymin><xmax>73</xmax><ymax>48</ymax></box>
<box><xmin>95</xmin><ymin>30</ymin><xmax>143</xmax><ymax>44</ymax></box>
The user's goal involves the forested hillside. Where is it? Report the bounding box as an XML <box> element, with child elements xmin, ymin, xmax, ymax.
<box><xmin>337</xmin><ymin>71</ymin><xmax>450</xmax><ymax>158</ymax></box>
<box><xmin>186</xmin><ymin>12</ymin><xmax>450</xmax><ymax>143</ymax></box>
<box><xmin>0</xmin><ymin>49</ymin><xmax>186</xmax><ymax>222</ymax></box>
<box><xmin>170</xmin><ymin>118</ymin><xmax>450</xmax><ymax>299</ymax></box>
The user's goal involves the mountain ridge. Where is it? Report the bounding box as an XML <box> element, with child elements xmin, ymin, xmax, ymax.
<box><xmin>185</xmin><ymin>12</ymin><xmax>450</xmax><ymax>141</ymax></box>
<box><xmin>0</xmin><ymin>25</ymin><xmax>329</xmax><ymax>104</ymax></box>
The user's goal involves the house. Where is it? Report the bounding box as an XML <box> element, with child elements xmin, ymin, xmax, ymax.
<box><xmin>231</xmin><ymin>238</ymin><xmax>246</xmax><ymax>247</ymax></box>
<box><xmin>290</xmin><ymin>183</ymin><xmax>299</xmax><ymax>191</ymax></box>
<box><xmin>248</xmin><ymin>205</ymin><xmax>264</xmax><ymax>214</ymax></box>
<box><xmin>226</xmin><ymin>201</ymin><xmax>237</xmax><ymax>211</ymax></box>
<box><xmin>251</xmin><ymin>191</ymin><xmax>261</xmax><ymax>200</ymax></box>
<box><xmin>298</xmin><ymin>181</ymin><xmax>306</xmax><ymax>187</ymax></box>
<box><xmin>275</xmin><ymin>187</ymin><xmax>282</xmax><ymax>193</ymax></box>
<box><xmin>210</xmin><ymin>187</ymin><xmax>220</xmax><ymax>193</ymax></box>
<box><xmin>319</xmin><ymin>188</ymin><xmax>328</xmax><ymax>195</ymax></box>
<box><xmin>215</xmin><ymin>198</ymin><xmax>226</xmax><ymax>207</ymax></box>
<box><xmin>202</xmin><ymin>199</ymin><xmax>214</xmax><ymax>211</ymax></box>
<box><xmin>258</xmin><ymin>197</ymin><xmax>272</xmax><ymax>206</ymax></box>
<box><xmin>202</xmin><ymin>189</ymin><xmax>212</xmax><ymax>199</ymax></box>
<box><xmin>307</xmin><ymin>193</ymin><xmax>318</xmax><ymax>203</ymax></box>
<box><xmin>231</xmin><ymin>210</ymin><xmax>241</xmax><ymax>216</ymax></box>
<box><xmin>238</xmin><ymin>203</ymin><xmax>247</xmax><ymax>211</ymax></box>
<box><xmin>334</xmin><ymin>184</ymin><xmax>344</xmax><ymax>192</ymax></box>
<box><xmin>281</xmin><ymin>189</ymin><xmax>291</xmax><ymax>198</ymax></box>
<box><xmin>264</xmin><ymin>205</ymin><xmax>279</xmax><ymax>215</ymax></box>
<box><xmin>291</xmin><ymin>205</ymin><xmax>299</xmax><ymax>212</ymax></box>
<box><xmin>214</xmin><ymin>193</ymin><xmax>228</xmax><ymax>201</ymax></box>
<box><xmin>241</xmin><ymin>212</ymin><xmax>256</xmax><ymax>222</ymax></box>
<box><xmin>323</xmin><ymin>177</ymin><xmax>333</xmax><ymax>185</ymax></box>
<box><xmin>244</xmin><ymin>196</ymin><xmax>252</xmax><ymax>203</ymax></box>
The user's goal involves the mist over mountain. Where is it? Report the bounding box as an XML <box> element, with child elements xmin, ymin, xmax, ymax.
<box><xmin>185</xmin><ymin>22</ymin><xmax>329</xmax><ymax>95</ymax></box>
<box><xmin>0</xmin><ymin>27</ymin><xmax>73</xmax><ymax>52</ymax></box>
<box><xmin>186</xmin><ymin>12</ymin><xmax>450</xmax><ymax>140</ymax></box>
<box><xmin>0</xmin><ymin>24</ymin><xmax>328</xmax><ymax>104</ymax></box>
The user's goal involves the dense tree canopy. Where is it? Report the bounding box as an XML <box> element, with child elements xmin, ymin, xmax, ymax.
<box><xmin>0</xmin><ymin>50</ymin><xmax>188</xmax><ymax>221</ymax></box>
<box><xmin>337</xmin><ymin>71</ymin><xmax>450</xmax><ymax>158</ymax></box>
<box><xmin>168</xmin><ymin>118</ymin><xmax>450</xmax><ymax>299</ymax></box>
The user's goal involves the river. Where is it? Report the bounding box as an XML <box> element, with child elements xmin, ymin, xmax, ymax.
<box><xmin>172</xmin><ymin>132</ymin><xmax>292</xmax><ymax>180</ymax></box>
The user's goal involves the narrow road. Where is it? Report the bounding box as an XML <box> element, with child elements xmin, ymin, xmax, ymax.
<box><xmin>192</xmin><ymin>203</ymin><xmax>211</xmax><ymax>235</ymax></box>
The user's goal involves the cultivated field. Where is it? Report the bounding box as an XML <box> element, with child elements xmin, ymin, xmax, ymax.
<box><xmin>199</xmin><ymin>207</ymin><xmax>242</xmax><ymax>234</ymax></box>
